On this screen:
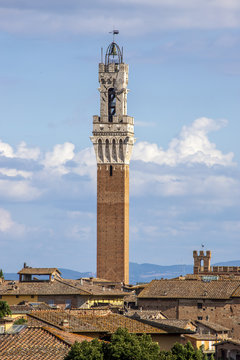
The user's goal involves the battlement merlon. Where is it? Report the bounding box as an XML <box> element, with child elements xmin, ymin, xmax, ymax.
<box><xmin>193</xmin><ymin>250</ymin><xmax>212</xmax><ymax>258</ymax></box>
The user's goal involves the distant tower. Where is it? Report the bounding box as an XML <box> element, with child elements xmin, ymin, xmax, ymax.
<box><xmin>91</xmin><ymin>40</ymin><xmax>135</xmax><ymax>284</ymax></box>
<box><xmin>193</xmin><ymin>250</ymin><xmax>211</xmax><ymax>274</ymax></box>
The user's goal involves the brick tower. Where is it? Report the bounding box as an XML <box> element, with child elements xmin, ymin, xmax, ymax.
<box><xmin>90</xmin><ymin>40</ymin><xmax>135</xmax><ymax>284</ymax></box>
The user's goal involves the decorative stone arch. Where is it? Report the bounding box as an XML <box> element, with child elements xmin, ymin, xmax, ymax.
<box><xmin>105</xmin><ymin>138</ymin><xmax>110</xmax><ymax>162</ymax></box>
<box><xmin>97</xmin><ymin>139</ymin><xmax>104</xmax><ymax>163</ymax></box>
<box><xmin>119</xmin><ymin>138</ymin><xmax>124</xmax><ymax>162</ymax></box>
<box><xmin>112</xmin><ymin>138</ymin><xmax>117</xmax><ymax>162</ymax></box>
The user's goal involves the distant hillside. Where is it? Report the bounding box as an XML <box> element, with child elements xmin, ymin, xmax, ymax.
<box><xmin>129</xmin><ymin>262</ymin><xmax>193</xmax><ymax>284</ymax></box>
<box><xmin>3</xmin><ymin>269</ymin><xmax>93</xmax><ymax>281</ymax></box>
<box><xmin>213</xmin><ymin>260</ymin><xmax>240</xmax><ymax>266</ymax></box>
<box><xmin>3</xmin><ymin>260</ymin><xmax>240</xmax><ymax>284</ymax></box>
<box><xmin>129</xmin><ymin>260</ymin><xmax>240</xmax><ymax>284</ymax></box>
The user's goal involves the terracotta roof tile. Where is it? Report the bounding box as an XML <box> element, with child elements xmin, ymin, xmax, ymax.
<box><xmin>196</xmin><ymin>320</ymin><xmax>230</xmax><ymax>332</ymax></box>
<box><xmin>0</xmin><ymin>278</ymin><xmax>126</xmax><ymax>297</ymax></box>
<box><xmin>18</xmin><ymin>268</ymin><xmax>61</xmax><ymax>275</ymax></box>
<box><xmin>10</xmin><ymin>302</ymin><xmax>51</xmax><ymax>314</ymax></box>
<box><xmin>138</xmin><ymin>279</ymin><xmax>240</xmax><ymax>299</ymax></box>
<box><xmin>44</xmin><ymin>327</ymin><xmax>94</xmax><ymax>345</ymax></box>
<box><xmin>28</xmin><ymin>310</ymin><xmax>167</xmax><ymax>334</ymax></box>
<box><xmin>215</xmin><ymin>339</ymin><xmax>240</xmax><ymax>346</ymax></box>
<box><xmin>0</xmin><ymin>326</ymin><xmax>70</xmax><ymax>360</ymax></box>
<box><xmin>185</xmin><ymin>334</ymin><xmax>219</xmax><ymax>341</ymax></box>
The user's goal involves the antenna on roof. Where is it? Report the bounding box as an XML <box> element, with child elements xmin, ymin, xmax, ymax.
<box><xmin>109</xmin><ymin>29</ymin><xmax>119</xmax><ymax>42</ymax></box>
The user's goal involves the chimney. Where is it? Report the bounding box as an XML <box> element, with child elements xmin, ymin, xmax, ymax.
<box><xmin>61</xmin><ymin>319</ymin><xmax>69</xmax><ymax>328</ymax></box>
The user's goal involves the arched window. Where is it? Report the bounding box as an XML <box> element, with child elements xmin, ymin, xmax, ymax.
<box><xmin>108</xmin><ymin>88</ymin><xmax>116</xmax><ymax>122</ymax></box>
<box><xmin>98</xmin><ymin>139</ymin><xmax>103</xmax><ymax>162</ymax></box>
<box><xmin>112</xmin><ymin>139</ymin><xmax>117</xmax><ymax>162</ymax></box>
<box><xmin>119</xmin><ymin>139</ymin><xmax>124</xmax><ymax>162</ymax></box>
<box><xmin>105</xmin><ymin>139</ymin><xmax>110</xmax><ymax>162</ymax></box>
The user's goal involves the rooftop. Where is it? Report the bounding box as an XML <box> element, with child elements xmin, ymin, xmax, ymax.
<box><xmin>27</xmin><ymin>310</ymin><xmax>168</xmax><ymax>335</ymax></box>
<box><xmin>196</xmin><ymin>320</ymin><xmax>230</xmax><ymax>332</ymax></box>
<box><xmin>138</xmin><ymin>279</ymin><xmax>240</xmax><ymax>299</ymax></box>
<box><xmin>185</xmin><ymin>333</ymin><xmax>219</xmax><ymax>341</ymax></box>
<box><xmin>0</xmin><ymin>326</ymin><xmax>70</xmax><ymax>360</ymax></box>
<box><xmin>0</xmin><ymin>278</ymin><xmax>127</xmax><ymax>297</ymax></box>
<box><xmin>18</xmin><ymin>267</ymin><xmax>61</xmax><ymax>275</ymax></box>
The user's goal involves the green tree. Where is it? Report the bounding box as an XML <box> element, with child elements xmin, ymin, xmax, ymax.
<box><xmin>14</xmin><ymin>317</ymin><xmax>27</xmax><ymax>325</ymax></box>
<box><xmin>105</xmin><ymin>328</ymin><xmax>160</xmax><ymax>360</ymax></box>
<box><xmin>64</xmin><ymin>328</ymin><xmax>160</xmax><ymax>360</ymax></box>
<box><xmin>0</xmin><ymin>269</ymin><xmax>4</xmax><ymax>279</ymax></box>
<box><xmin>171</xmin><ymin>342</ymin><xmax>205</xmax><ymax>360</ymax></box>
<box><xmin>0</xmin><ymin>301</ymin><xmax>11</xmax><ymax>319</ymax></box>
<box><xmin>64</xmin><ymin>339</ymin><xmax>104</xmax><ymax>360</ymax></box>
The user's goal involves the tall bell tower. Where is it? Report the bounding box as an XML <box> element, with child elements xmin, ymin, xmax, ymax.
<box><xmin>91</xmin><ymin>40</ymin><xmax>135</xmax><ymax>284</ymax></box>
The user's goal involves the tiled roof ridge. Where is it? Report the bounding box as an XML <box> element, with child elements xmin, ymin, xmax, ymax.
<box><xmin>42</xmin><ymin>326</ymin><xmax>73</xmax><ymax>346</ymax></box>
<box><xmin>54</xmin><ymin>278</ymin><xmax>92</xmax><ymax>295</ymax></box>
<box><xmin>18</xmin><ymin>267</ymin><xmax>61</xmax><ymax>274</ymax></box>
<box><xmin>43</xmin><ymin>326</ymin><xmax>93</xmax><ymax>346</ymax></box>
<box><xmin>28</xmin><ymin>311</ymin><xmax>64</xmax><ymax>330</ymax></box>
<box><xmin>138</xmin><ymin>278</ymin><xmax>240</xmax><ymax>299</ymax></box>
<box><xmin>196</xmin><ymin>320</ymin><xmax>230</xmax><ymax>331</ymax></box>
<box><xmin>29</xmin><ymin>310</ymin><xmax>101</xmax><ymax>333</ymax></box>
<box><xmin>230</xmin><ymin>283</ymin><xmax>240</xmax><ymax>297</ymax></box>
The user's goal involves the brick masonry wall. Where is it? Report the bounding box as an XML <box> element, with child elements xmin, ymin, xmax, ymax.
<box><xmin>38</xmin><ymin>295</ymin><xmax>80</xmax><ymax>309</ymax></box>
<box><xmin>97</xmin><ymin>164</ymin><xmax>129</xmax><ymax>284</ymax></box>
<box><xmin>138</xmin><ymin>298</ymin><xmax>179</xmax><ymax>318</ymax></box>
<box><xmin>138</xmin><ymin>298</ymin><xmax>240</xmax><ymax>339</ymax></box>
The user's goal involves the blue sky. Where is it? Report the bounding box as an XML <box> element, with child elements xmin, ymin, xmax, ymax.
<box><xmin>0</xmin><ymin>0</ymin><xmax>240</xmax><ymax>273</ymax></box>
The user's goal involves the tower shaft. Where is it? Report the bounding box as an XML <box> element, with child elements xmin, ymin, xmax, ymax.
<box><xmin>97</xmin><ymin>165</ymin><xmax>129</xmax><ymax>283</ymax></box>
<box><xmin>91</xmin><ymin>42</ymin><xmax>135</xmax><ymax>284</ymax></box>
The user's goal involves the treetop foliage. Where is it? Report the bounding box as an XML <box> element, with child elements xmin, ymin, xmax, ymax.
<box><xmin>0</xmin><ymin>301</ymin><xmax>12</xmax><ymax>319</ymax></box>
<box><xmin>0</xmin><ymin>269</ymin><xmax>4</xmax><ymax>279</ymax></box>
<box><xmin>64</xmin><ymin>328</ymin><xmax>209</xmax><ymax>360</ymax></box>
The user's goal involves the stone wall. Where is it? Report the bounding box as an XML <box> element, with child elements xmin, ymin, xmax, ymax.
<box><xmin>138</xmin><ymin>297</ymin><xmax>240</xmax><ymax>339</ymax></box>
<box><xmin>97</xmin><ymin>164</ymin><xmax>129</xmax><ymax>284</ymax></box>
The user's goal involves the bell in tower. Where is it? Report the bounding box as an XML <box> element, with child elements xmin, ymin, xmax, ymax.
<box><xmin>90</xmin><ymin>36</ymin><xmax>135</xmax><ymax>284</ymax></box>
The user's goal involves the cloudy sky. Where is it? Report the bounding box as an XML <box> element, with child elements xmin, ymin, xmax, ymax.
<box><xmin>0</xmin><ymin>0</ymin><xmax>240</xmax><ymax>273</ymax></box>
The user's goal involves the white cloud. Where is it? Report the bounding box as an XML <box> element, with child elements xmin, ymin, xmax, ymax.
<box><xmin>0</xmin><ymin>139</ymin><xmax>40</xmax><ymax>160</ymax></box>
<box><xmin>42</xmin><ymin>142</ymin><xmax>75</xmax><ymax>174</ymax></box>
<box><xmin>0</xmin><ymin>140</ymin><xmax>14</xmax><ymax>158</ymax></box>
<box><xmin>0</xmin><ymin>208</ymin><xmax>25</xmax><ymax>236</ymax></box>
<box><xmin>0</xmin><ymin>0</ymin><xmax>240</xmax><ymax>37</ymax></box>
<box><xmin>0</xmin><ymin>168</ymin><xmax>32</xmax><ymax>179</ymax></box>
<box><xmin>73</xmin><ymin>147</ymin><xmax>96</xmax><ymax>179</ymax></box>
<box><xmin>132</xmin><ymin>117</ymin><xmax>234</xmax><ymax>167</ymax></box>
<box><xmin>0</xmin><ymin>180</ymin><xmax>42</xmax><ymax>201</ymax></box>
<box><xmin>16</xmin><ymin>141</ymin><xmax>40</xmax><ymax>160</ymax></box>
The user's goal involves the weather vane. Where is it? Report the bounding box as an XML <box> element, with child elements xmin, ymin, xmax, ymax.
<box><xmin>109</xmin><ymin>29</ymin><xmax>119</xmax><ymax>42</ymax></box>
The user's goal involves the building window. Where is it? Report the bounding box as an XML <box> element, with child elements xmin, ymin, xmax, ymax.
<box><xmin>198</xmin><ymin>316</ymin><xmax>203</xmax><ymax>320</ymax></box>
<box><xmin>65</xmin><ymin>300</ymin><xmax>71</xmax><ymax>309</ymax></box>
<box><xmin>48</xmin><ymin>299</ymin><xmax>55</xmax><ymax>307</ymax></box>
<box><xmin>108</xmin><ymin>88</ymin><xmax>116</xmax><ymax>122</ymax></box>
<box><xmin>16</xmin><ymin>295</ymin><xmax>19</xmax><ymax>298</ymax></box>
<box><xmin>110</xmin><ymin>165</ymin><xmax>113</xmax><ymax>176</ymax></box>
<box><xmin>31</xmin><ymin>295</ymin><xmax>34</xmax><ymax>298</ymax></box>
<box><xmin>0</xmin><ymin>295</ymin><xmax>2</xmax><ymax>299</ymax></box>
<box><xmin>197</xmin><ymin>303</ymin><xmax>203</xmax><ymax>309</ymax></box>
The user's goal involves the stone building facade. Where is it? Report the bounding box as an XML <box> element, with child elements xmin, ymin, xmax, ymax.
<box><xmin>91</xmin><ymin>41</ymin><xmax>135</xmax><ymax>284</ymax></box>
<box><xmin>137</xmin><ymin>279</ymin><xmax>240</xmax><ymax>339</ymax></box>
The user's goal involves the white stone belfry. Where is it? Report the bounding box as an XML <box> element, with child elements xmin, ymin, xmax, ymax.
<box><xmin>90</xmin><ymin>42</ymin><xmax>135</xmax><ymax>165</ymax></box>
